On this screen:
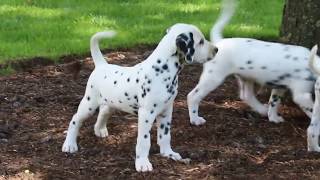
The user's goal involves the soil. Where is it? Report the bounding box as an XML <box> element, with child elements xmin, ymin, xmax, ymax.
<box><xmin>1</xmin><ymin>48</ymin><xmax>320</xmax><ymax>180</ymax></box>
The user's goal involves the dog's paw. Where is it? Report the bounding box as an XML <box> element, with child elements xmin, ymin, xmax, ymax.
<box><xmin>62</xmin><ymin>140</ymin><xmax>78</xmax><ymax>153</ymax></box>
<box><xmin>268</xmin><ymin>115</ymin><xmax>284</xmax><ymax>123</ymax></box>
<box><xmin>161</xmin><ymin>150</ymin><xmax>182</xmax><ymax>161</ymax></box>
<box><xmin>190</xmin><ymin>116</ymin><xmax>206</xmax><ymax>126</ymax></box>
<box><xmin>308</xmin><ymin>145</ymin><xmax>320</xmax><ymax>152</ymax></box>
<box><xmin>94</xmin><ymin>127</ymin><xmax>109</xmax><ymax>138</ymax></box>
<box><xmin>135</xmin><ymin>158</ymin><xmax>153</xmax><ymax>172</ymax></box>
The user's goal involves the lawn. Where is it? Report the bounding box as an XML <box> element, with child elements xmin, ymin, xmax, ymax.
<box><xmin>0</xmin><ymin>0</ymin><xmax>284</xmax><ymax>64</ymax></box>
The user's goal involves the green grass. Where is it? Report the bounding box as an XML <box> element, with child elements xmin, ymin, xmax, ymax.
<box><xmin>0</xmin><ymin>0</ymin><xmax>284</xmax><ymax>64</ymax></box>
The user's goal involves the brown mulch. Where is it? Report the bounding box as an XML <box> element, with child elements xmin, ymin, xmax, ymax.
<box><xmin>1</xmin><ymin>47</ymin><xmax>320</xmax><ymax>179</ymax></box>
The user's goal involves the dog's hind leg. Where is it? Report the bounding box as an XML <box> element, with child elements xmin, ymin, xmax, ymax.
<box><xmin>94</xmin><ymin>105</ymin><xmax>112</xmax><ymax>138</ymax></box>
<box><xmin>156</xmin><ymin>103</ymin><xmax>181</xmax><ymax>160</ymax></box>
<box><xmin>62</xmin><ymin>93</ymin><xmax>99</xmax><ymax>153</ymax></box>
<box><xmin>237</xmin><ymin>77</ymin><xmax>268</xmax><ymax>116</ymax></box>
<box><xmin>308</xmin><ymin>79</ymin><xmax>320</xmax><ymax>152</ymax></box>
<box><xmin>267</xmin><ymin>89</ymin><xmax>286</xmax><ymax>123</ymax></box>
<box><xmin>291</xmin><ymin>88</ymin><xmax>313</xmax><ymax>118</ymax></box>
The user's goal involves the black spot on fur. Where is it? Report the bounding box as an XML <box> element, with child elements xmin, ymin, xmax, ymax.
<box><xmin>145</xmin><ymin>120</ymin><xmax>149</xmax><ymax>123</ymax></box>
<box><xmin>147</xmin><ymin>80</ymin><xmax>151</xmax><ymax>84</ymax></box>
<box><xmin>125</xmin><ymin>92</ymin><xmax>128</xmax><ymax>96</ymax></box>
<box><xmin>114</xmin><ymin>81</ymin><xmax>117</xmax><ymax>85</ymax></box>
<box><xmin>239</xmin><ymin>67</ymin><xmax>245</xmax><ymax>70</ymax></box>
<box><xmin>154</xmin><ymin>104</ymin><xmax>157</xmax><ymax>107</ymax></box>
<box><xmin>246</xmin><ymin>60</ymin><xmax>252</xmax><ymax>64</ymax></box>
<box><xmin>160</xmin><ymin>124</ymin><xmax>164</xmax><ymax>129</ymax></box>
<box><xmin>195</xmin><ymin>89</ymin><xmax>199</xmax><ymax>93</ymax></box>
<box><xmin>127</xmin><ymin>78</ymin><xmax>130</xmax><ymax>82</ymax></box>
<box><xmin>164</xmin><ymin>127</ymin><xmax>169</xmax><ymax>135</ymax></box>
<box><xmin>192</xmin><ymin>110</ymin><xmax>196</xmax><ymax>113</ymax></box>
<box><xmin>91</xmin><ymin>85</ymin><xmax>93</xmax><ymax>88</ymax></box>
<box><xmin>249</xmin><ymin>67</ymin><xmax>254</xmax><ymax>70</ymax></box>
<box><xmin>136</xmin><ymin>78</ymin><xmax>139</xmax><ymax>83</ymax></box>
<box><xmin>157</xmin><ymin>59</ymin><xmax>161</xmax><ymax>64</ymax></box>
<box><xmin>150</xmin><ymin>110</ymin><xmax>154</xmax><ymax>114</ymax></box>
<box><xmin>115</xmin><ymin>71</ymin><xmax>118</xmax><ymax>74</ymax></box>
<box><xmin>175</xmin><ymin>62</ymin><xmax>179</xmax><ymax>68</ymax></box>
<box><xmin>285</xmin><ymin>54</ymin><xmax>291</xmax><ymax>59</ymax></box>
<box><xmin>136</xmin><ymin>155</ymin><xmax>140</xmax><ymax>159</ymax></box>
<box><xmin>104</xmin><ymin>98</ymin><xmax>108</xmax><ymax>102</ymax></box>
<box><xmin>294</xmin><ymin>69</ymin><xmax>301</xmax><ymax>72</ymax></box>
<box><xmin>293</xmin><ymin>57</ymin><xmax>299</xmax><ymax>61</ymax></box>
<box><xmin>246</xmin><ymin>39</ymin><xmax>252</xmax><ymax>42</ymax></box>
<box><xmin>261</xmin><ymin>66</ymin><xmax>267</xmax><ymax>70</ymax></box>
<box><xmin>133</xmin><ymin>110</ymin><xmax>138</xmax><ymax>115</ymax></box>
<box><xmin>89</xmin><ymin>108</ymin><xmax>92</xmax><ymax>111</ymax></box>
<box><xmin>159</xmin><ymin>135</ymin><xmax>162</xmax><ymax>139</ymax></box>
<box><xmin>72</xmin><ymin>121</ymin><xmax>75</xmax><ymax>125</ymax></box>
<box><xmin>119</xmin><ymin>100</ymin><xmax>122</xmax><ymax>103</ymax></box>
<box><xmin>162</xmin><ymin>64</ymin><xmax>168</xmax><ymax>70</ymax></box>
<box><xmin>144</xmin><ymin>134</ymin><xmax>148</xmax><ymax>139</ymax></box>
<box><xmin>87</xmin><ymin>96</ymin><xmax>90</xmax><ymax>101</ymax></box>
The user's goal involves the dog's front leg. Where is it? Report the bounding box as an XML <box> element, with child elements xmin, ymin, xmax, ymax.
<box><xmin>135</xmin><ymin>108</ymin><xmax>157</xmax><ymax>172</ymax></box>
<box><xmin>156</xmin><ymin>103</ymin><xmax>182</xmax><ymax>160</ymax></box>
<box><xmin>308</xmin><ymin>79</ymin><xmax>320</xmax><ymax>152</ymax></box>
<box><xmin>187</xmin><ymin>73</ymin><xmax>225</xmax><ymax>125</ymax></box>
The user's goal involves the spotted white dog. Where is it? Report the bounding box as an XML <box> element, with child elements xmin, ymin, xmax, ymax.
<box><xmin>187</xmin><ymin>0</ymin><xmax>317</xmax><ymax>126</ymax></box>
<box><xmin>307</xmin><ymin>45</ymin><xmax>320</xmax><ymax>152</ymax></box>
<box><xmin>62</xmin><ymin>23</ymin><xmax>218</xmax><ymax>172</ymax></box>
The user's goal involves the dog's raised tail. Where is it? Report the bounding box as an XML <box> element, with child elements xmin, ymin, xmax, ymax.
<box><xmin>308</xmin><ymin>45</ymin><xmax>320</xmax><ymax>75</ymax></box>
<box><xmin>210</xmin><ymin>0</ymin><xmax>237</xmax><ymax>43</ymax></box>
<box><xmin>90</xmin><ymin>31</ymin><xmax>117</xmax><ymax>66</ymax></box>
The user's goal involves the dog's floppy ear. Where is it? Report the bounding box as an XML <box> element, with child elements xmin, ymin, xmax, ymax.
<box><xmin>176</xmin><ymin>32</ymin><xmax>195</xmax><ymax>64</ymax></box>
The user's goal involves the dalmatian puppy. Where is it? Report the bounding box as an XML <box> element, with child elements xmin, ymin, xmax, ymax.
<box><xmin>187</xmin><ymin>0</ymin><xmax>317</xmax><ymax>126</ymax></box>
<box><xmin>307</xmin><ymin>45</ymin><xmax>320</xmax><ymax>152</ymax></box>
<box><xmin>62</xmin><ymin>23</ymin><xmax>218</xmax><ymax>172</ymax></box>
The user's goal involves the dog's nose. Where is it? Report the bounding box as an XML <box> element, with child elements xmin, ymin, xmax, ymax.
<box><xmin>214</xmin><ymin>47</ymin><xmax>218</xmax><ymax>53</ymax></box>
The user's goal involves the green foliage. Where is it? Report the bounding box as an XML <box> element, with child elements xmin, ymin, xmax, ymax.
<box><xmin>0</xmin><ymin>0</ymin><xmax>284</xmax><ymax>63</ymax></box>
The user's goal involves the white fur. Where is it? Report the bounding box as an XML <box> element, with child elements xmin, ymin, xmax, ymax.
<box><xmin>188</xmin><ymin>0</ymin><xmax>317</xmax><ymax>126</ymax></box>
<box><xmin>62</xmin><ymin>23</ymin><xmax>217</xmax><ymax>172</ymax></box>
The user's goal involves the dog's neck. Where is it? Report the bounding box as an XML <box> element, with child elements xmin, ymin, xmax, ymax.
<box><xmin>144</xmin><ymin>33</ymin><xmax>183</xmax><ymax>70</ymax></box>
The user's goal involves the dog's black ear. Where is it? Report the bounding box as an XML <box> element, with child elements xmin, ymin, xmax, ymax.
<box><xmin>176</xmin><ymin>32</ymin><xmax>195</xmax><ymax>64</ymax></box>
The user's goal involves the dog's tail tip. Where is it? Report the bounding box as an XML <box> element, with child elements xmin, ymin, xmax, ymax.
<box><xmin>90</xmin><ymin>30</ymin><xmax>117</xmax><ymax>66</ymax></box>
<box><xmin>210</xmin><ymin>0</ymin><xmax>237</xmax><ymax>43</ymax></box>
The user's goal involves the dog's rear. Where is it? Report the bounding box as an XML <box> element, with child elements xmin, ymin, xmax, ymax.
<box><xmin>210</xmin><ymin>0</ymin><xmax>237</xmax><ymax>43</ymax></box>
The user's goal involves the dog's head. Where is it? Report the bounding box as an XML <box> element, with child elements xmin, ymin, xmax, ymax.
<box><xmin>167</xmin><ymin>23</ymin><xmax>218</xmax><ymax>64</ymax></box>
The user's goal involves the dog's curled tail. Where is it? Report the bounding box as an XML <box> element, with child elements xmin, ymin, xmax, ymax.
<box><xmin>309</xmin><ymin>45</ymin><xmax>320</xmax><ymax>75</ymax></box>
<box><xmin>210</xmin><ymin>0</ymin><xmax>237</xmax><ymax>43</ymax></box>
<box><xmin>90</xmin><ymin>31</ymin><xmax>117</xmax><ymax>66</ymax></box>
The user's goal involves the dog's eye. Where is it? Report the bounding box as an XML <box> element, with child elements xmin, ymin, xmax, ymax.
<box><xmin>199</xmin><ymin>39</ymin><xmax>204</xmax><ymax>45</ymax></box>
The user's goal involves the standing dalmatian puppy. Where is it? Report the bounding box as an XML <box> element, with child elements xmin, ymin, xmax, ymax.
<box><xmin>62</xmin><ymin>23</ymin><xmax>218</xmax><ymax>172</ymax></box>
<box><xmin>187</xmin><ymin>0</ymin><xmax>317</xmax><ymax>125</ymax></box>
<box><xmin>307</xmin><ymin>45</ymin><xmax>320</xmax><ymax>152</ymax></box>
